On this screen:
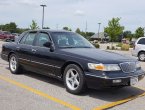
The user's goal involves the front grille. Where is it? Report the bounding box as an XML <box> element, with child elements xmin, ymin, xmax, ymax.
<box><xmin>120</xmin><ymin>62</ymin><xmax>136</xmax><ymax>73</ymax></box>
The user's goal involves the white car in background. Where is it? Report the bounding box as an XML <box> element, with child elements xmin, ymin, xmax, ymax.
<box><xmin>132</xmin><ymin>37</ymin><xmax>145</xmax><ymax>61</ymax></box>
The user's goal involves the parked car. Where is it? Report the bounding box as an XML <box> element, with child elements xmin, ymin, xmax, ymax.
<box><xmin>132</xmin><ymin>37</ymin><xmax>145</xmax><ymax>61</ymax></box>
<box><xmin>12</xmin><ymin>33</ymin><xmax>20</xmax><ymax>42</ymax></box>
<box><xmin>0</xmin><ymin>31</ymin><xmax>15</xmax><ymax>41</ymax></box>
<box><xmin>1</xmin><ymin>30</ymin><xmax>145</xmax><ymax>94</ymax></box>
<box><xmin>12</xmin><ymin>33</ymin><xmax>20</xmax><ymax>36</ymax></box>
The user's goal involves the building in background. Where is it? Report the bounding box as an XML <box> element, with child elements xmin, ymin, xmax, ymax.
<box><xmin>90</xmin><ymin>32</ymin><xmax>110</xmax><ymax>42</ymax></box>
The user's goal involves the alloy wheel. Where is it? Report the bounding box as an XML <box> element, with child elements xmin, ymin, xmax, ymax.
<box><xmin>139</xmin><ymin>53</ymin><xmax>145</xmax><ymax>61</ymax></box>
<box><xmin>66</xmin><ymin>69</ymin><xmax>80</xmax><ymax>90</ymax></box>
<box><xmin>10</xmin><ymin>56</ymin><xmax>17</xmax><ymax>72</ymax></box>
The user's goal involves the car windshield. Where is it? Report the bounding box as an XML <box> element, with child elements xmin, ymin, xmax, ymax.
<box><xmin>50</xmin><ymin>32</ymin><xmax>94</xmax><ymax>48</ymax></box>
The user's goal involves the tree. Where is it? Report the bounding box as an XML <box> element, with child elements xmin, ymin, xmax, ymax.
<box><xmin>135</xmin><ymin>27</ymin><xmax>144</xmax><ymax>38</ymax></box>
<box><xmin>8</xmin><ymin>22</ymin><xmax>17</xmax><ymax>33</ymax></box>
<box><xmin>0</xmin><ymin>22</ymin><xmax>17</xmax><ymax>33</ymax></box>
<box><xmin>75</xmin><ymin>28</ymin><xmax>81</xmax><ymax>34</ymax></box>
<box><xmin>30</xmin><ymin>20</ymin><xmax>39</xmax><ymax>30</ymax></box>
<box><xmin>63</xmin><ymin>27</ymin><xmax>71</xmax><ymax>31</ymax></box>
<box><xmin>104</xmin><ymin>17</ymin><xmax>124</xmax><ymax>42</ymax></box>
<box><xmin>43</xmin><ymin>27</ymin><xmax>50</xmax><ymax>29</ymax></box>
<box><xmin>0</xmin><ymin>22</ymin><xmax>30</xmax><ymax>34</ymax></box>
<box><xmin>16</xmin><ymin>28</ymin><xmax>30</xmax><ymax>33</ymax></box>
<box><xmin>86</xmin><ymin>32</ymin><xmax>95</xmax><ymax>37</ymax></box>
<box><xmin>75</xmin><ymin>28</ymin><xmax>94</xmax><ymax>40</ymax></box>
<box><xmin>123</xmin><ymin>31</ymin><xmax>133</xmax><ymax>41</ymax></box>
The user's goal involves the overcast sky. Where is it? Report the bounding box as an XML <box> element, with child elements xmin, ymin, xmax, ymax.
<box><xmin>0</xmin><ymin>0</ymin><xmax>145</xmax><ymax>33</ymax></box>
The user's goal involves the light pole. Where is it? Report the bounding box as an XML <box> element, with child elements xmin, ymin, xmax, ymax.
<box><xmin>143</xmin><ymin>27</ymin><xmax>145</xmax><ymax>36</ymax></box>
<box><xmin>40</xmin><ymin>4</ymin><xmax>47</xmax><ymax>29</ymax></box>
<box><xmin>98</xmin><ymin>23</ymin><xmax>101</xmax><ymax>41</ymax></box>
<box><xmin>56</xmin><ymin>24</ymin><xmax>59</xmax><ymax>30</ymax></box>
<box><xmin>85</xmin><ymin>21</ymin><xmax>88</xmax><ymax>34</ymax></box>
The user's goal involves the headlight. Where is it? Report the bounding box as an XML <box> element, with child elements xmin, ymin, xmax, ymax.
<box><xmin>88</xmin><ymin>63</ymin><xmax>121</xmax><ymax>71</ymax></box>
<box><xmin>136</xmin><ymin>62</ymin><xmax>141</xmax><ymax>68</ymax></box>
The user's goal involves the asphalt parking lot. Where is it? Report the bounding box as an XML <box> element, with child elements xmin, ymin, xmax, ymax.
<box><xmin>0</xmin><ymin>41</ymin><xmax>145</xmax><ymax>110</ymax></box>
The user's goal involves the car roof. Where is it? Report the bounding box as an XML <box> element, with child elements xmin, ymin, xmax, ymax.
<box><xmin>138</xmin><ymin>37</ymin><xmax>145</xmax><ymax>39</ymax></box>
<box><xmin>28</xmin><ymin>29</ymin><xmax>72</xmax><ymax>33</ymax></box>
<box><xmin>137</xmin><ymin>37</ymin><xmax>145</xmax><ymax>41</ymax></box>
<box><xmin>135</xmin><ymin>37</ymin><xmax>145</xmax><ymax>44</ymax></box>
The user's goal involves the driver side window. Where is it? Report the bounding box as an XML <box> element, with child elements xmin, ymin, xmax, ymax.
<box><xmin>35</xmin><ymin>32</ymin><xmax>50</xmax><ymax>47</ymax></box>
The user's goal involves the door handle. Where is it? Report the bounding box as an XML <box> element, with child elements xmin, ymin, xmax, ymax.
<box><xmin>32</xmin><ymin>49</ymin><xmax>37</xmax><ymax>53</ymax></box>
<box><xmin>16</xmin><ymin>47</ymin><xmax>20</xmax><ymax>51</ymax></box>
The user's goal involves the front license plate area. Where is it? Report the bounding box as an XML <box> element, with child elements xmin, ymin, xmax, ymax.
<box><xmin>130</xmin><ymin>77</ymin><xmax>138</xmax><ymax>86</ymax></box>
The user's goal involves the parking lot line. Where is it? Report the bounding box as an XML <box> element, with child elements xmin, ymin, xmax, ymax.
<box><xmin>0</xmin><ymin>75</ymin><xmax>81</xmax><ymax>110</ymax></box>
<box><xmin>92</xmin><ymin>88</ymin><xmax>145</xmax><ymax>110</ymax></box>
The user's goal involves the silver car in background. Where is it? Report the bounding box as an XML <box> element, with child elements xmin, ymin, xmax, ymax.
<box><xmin>132</xmin><ymin>37</ymin><xmax>145</xmax><ymax>61</ymax></box>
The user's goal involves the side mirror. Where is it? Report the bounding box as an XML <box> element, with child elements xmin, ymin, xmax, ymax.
<box><xmin>43</xmin><ymin>42</ymin><xmax>52</xmax><ymax>48</ymax></box>
<box><xmin>43</xmin><ymin>42</ymin><xmax>55</xmax><ymax>52</ymax></box>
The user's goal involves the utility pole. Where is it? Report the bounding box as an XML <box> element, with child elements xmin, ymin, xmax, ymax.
<box><xmin>56</xmin><ymin>24</ymin><xmax>59</xmax><ymax>30</ymax></box>
<box><xmin>143</xmin><ymin>27</ymin><xmax>145</xmax><ymax>36</ymax></box>
<box><xmin>40</xmin><ymin>4</ymin><xmax>47</xmax><ymax>29</ymax></box>
<box><xmin>98</xmin><ymin>23</ymin><xmax>101</xmax><ymax>40</ymax></box>
<box><xmin>85</xmin><ymin>21</ymin><xmax>88</xmax><ymax>33</ymax></box>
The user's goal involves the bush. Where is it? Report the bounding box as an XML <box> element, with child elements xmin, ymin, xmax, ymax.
<box><xmin>106</xmin><ymin>46</ymin><xmax>110</xmax><ymax>49</ymax></box>
<box><xmin>116</xmin><ymin>43</ymin><xmax>122</xmax><ymax>47</ymax></box>
<box><xmin>111</xmin><ymin>46</ymin><xmax>115</xmax><ymax>50</ymax></box>
<box><xmin>94</xmin><ymin>43</ymin><xmax>100</xmax><ymax>48</ymax></box>
<box><xmin>129</xmin><ymin>44</ymin><xmax>134</xmax><ymax>48</ymax></box>
<box><xmin>121</xmin><ymin>44</ymin><xmax>130</xmax><ymax>51</ymax></box>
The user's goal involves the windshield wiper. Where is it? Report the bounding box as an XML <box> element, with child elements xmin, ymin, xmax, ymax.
<box><xmin>59</xmin><ymin>46</ymin><xmax>76</xmax><ymax>48</ymax></box>
<box><xmin>60</xmin><ymin>46</ymin><xmax>92</xmax><ymax>48</ymax></box>
<box><xmin>75</xmin><ymin>46</ymin><xmax>92</xmax><ymax>48</ymax></box>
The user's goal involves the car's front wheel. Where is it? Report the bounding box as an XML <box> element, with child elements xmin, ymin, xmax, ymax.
<box><xmin>9</xmin><ymin>54</ymin><xmax>22</xmax><ymax>74</ymax></box>
<box><xmin>63</xmin><ymin>64</ymin><xmax>86</xmax><ymax>94</ymax></box>
<box><xmin>138</xmin><ymin>52</ymin><xmax>145</xmax><ymax>61</ymax></box>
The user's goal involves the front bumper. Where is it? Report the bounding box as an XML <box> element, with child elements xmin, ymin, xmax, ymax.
<box><xmin>85</xmin><ymin>70</ymin><xmax>145</xmax><ymax>89</ymax></box>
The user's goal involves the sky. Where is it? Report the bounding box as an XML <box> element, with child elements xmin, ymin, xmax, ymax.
<box><xmin>0</xmin><ymin>0</ymin><xmax>145</xmax><ymax>33</ymax></box>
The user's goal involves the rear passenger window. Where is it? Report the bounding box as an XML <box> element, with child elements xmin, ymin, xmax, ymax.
<box><xmin>20</xmin><ymin>32</ymin><xmax>36</xmax><ymax>45</ymax></box>
<box><xmin>137</xmin><ymin>38</ymin><xmax>145</xmax><ymax>45</ymax></box>
<box><xmin>20</xmin><ymin>33</ymin><xmax>28</xmax><ymax>44</ymax></box>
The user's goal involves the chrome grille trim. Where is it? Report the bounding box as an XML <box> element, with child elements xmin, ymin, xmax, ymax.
<box><xmin>119</xmin><ymin>62</ymin><xmax>136</xmax><ymax>73</ymax></box>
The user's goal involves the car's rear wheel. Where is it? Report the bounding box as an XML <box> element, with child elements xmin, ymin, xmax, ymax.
<box><xmin>9</xmin><ymin>54</ymin><xmax>22</xmax><ymax>74</ymax></box>
<box><xmin>63</xmin><ymin>64</ymin><xmax>86</xmax><ymax>94</ymax></box>
<box><xmin>138</xmin><ymin>52</ymin><xmax>145</xmax><ymax>61</ymax></box>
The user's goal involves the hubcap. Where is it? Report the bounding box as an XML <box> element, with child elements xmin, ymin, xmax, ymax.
<box><xmin>10</xmin><ymin>56</ymin><xmax>17</xmax><ymax>72</ymax></box>
<box><xmin>66</xmin><ymin>69</ymin><xmax>80</xmax><ymax>90</ymax></box>
<box><xmin>139</xmin><ymin>54</ymin><xmax>145</xmax><ymax>61</ymax></box>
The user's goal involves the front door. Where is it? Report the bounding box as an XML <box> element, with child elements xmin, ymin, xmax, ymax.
<box><xmin>30</xmin><ymin>32</ymin><xmax>60</xmax><ymax>76</ymax></box>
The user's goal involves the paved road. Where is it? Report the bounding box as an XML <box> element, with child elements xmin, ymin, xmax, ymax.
<box><xmin>0</xmin><ymin>41</ymin><xmax>145</xmax><ymax>110</ymax></box>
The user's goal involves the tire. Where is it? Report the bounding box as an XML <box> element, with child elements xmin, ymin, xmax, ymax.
<box><xmin>138</xmin><ymin>52</ymin><xmax>145</xmax><ymax>61</ymax></box>
<box><xmin>63</xmin><ymin>64</ymin><xmax>86</xmax><ymax>94</ymax></box>
<box><xmin>9</xmin><ymin>54</ymin><xmax>22</xmax><ymax>74</ymax></box>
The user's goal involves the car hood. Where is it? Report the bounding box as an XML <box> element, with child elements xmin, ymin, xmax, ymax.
<box><xmin>60</xmin><ymin>48</ymin><xmax>136</xmax><ymax>64</ymax></box>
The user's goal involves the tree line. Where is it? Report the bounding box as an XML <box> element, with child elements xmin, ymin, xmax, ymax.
<box><xmin>104</xmin><ymin>17</ymin><xmax>144</xmax><ymax>42</ymax></box>
<box><xmin>0</xmin><ymin>22</ymin><xmax>29</xmax><ymax>33</ymax></box>
<box><xmin>0</xmin><ymin>18</ymin><xmax>144</xmax><ymax>41</ymax></box>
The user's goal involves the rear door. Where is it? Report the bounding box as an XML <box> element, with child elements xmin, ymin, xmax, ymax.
<box><xmin>16</xmin><ymin>31</ymin><xmax>37</xmax><ymax>70</ymax></box>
